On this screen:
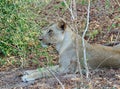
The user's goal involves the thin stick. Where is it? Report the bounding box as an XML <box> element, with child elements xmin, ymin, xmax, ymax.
<box><xmin>46</xmin><ymin>67</ymin><xmax>65</xmax><ymax>89</ymax></box>
<box><xmin>82</xmin><ymin>0</ymin><xmax>90</xmax><ymax>78</ymax></box>
<box><xmin>63</xmin><ymin>0</ymin><xmax>75</xmax><ymax>20</ymax></box>
<box><xmin>0</xmin><ymin>40</ymin><xmax>25</xmax><ymax>67</ymax></box>
<box><xmin>72</xmin><ymin>0</ymin><xmax>83</xmax><ymax>81</ymax></box>
<box><xmin>115</xmin><ymin>0</ymin><xmax>120</xmax><ymax>6</ymax></box>
<box><xmin>64</xmin><ymin>1</ymin><xmax>84</xmax><ymax>87</ymax></box>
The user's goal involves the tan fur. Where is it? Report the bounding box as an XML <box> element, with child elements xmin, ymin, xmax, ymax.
<box><xmin>22</xmin><ymin>20</ymin><xmax>120</xmax><ymax>82</ymax></box>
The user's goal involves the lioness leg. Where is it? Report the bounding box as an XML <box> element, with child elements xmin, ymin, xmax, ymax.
<box><xmin>22</xmin><ymin>65</ymin><xmax>65</xmax><ymax>82</ymax></box>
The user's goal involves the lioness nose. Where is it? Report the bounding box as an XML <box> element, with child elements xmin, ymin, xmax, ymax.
<box><xmin>39</xmin><ymin>36</ymin><xmax>43</xmax><ymax>41</ymax></box>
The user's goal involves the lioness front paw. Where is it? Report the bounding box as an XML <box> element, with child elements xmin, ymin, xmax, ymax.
<box><xmin>22</xmin><ymin>70</ymin><xmax>42</xmax><ymax>82</ymax></box>
<box><xmin>22</xmin><ymin>74</ymin><xmax>36</xmax><ymax>82</ymax></box>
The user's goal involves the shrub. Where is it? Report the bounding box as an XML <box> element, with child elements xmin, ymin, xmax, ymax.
<box><xmin>0</xmin><ymin>0</ymin><xmax>40</xmax><ymax>56</ymax></box>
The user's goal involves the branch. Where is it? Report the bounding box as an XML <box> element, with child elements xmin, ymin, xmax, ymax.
<box><xmin>63</xmin><ymin>0</ymin><xmax>75</xmax><ymax>20</ymax></box>
<box><xmin>46</xmin><ymin>67</ymin><xmax>65</xmax><ymax>89</ymax></box>
<box><xmin>116</xmin><ymin>0</ymin><xmax>120</xmax><ymax>7</ymax></box>
<box><xmin>63</xmin><ymin>0</ymin><xmax>83</xmax><ymax>85</ymax></box>
<box><xmin>82</xmin><ymin>0</ymin><xmax>91</xmax><ymax>78</ymax></box>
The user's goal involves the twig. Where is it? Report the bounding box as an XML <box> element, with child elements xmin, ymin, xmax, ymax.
<box><xmin>96</xmin><ymin>56</ymin><xmax>112</xmax><ymax>69</ymax></box>
<box><xmin>63</xmin><ymin>0</ymin><xmax>75</xmax><ymax>20</ymax></box>
<box><xmin>82</xmin><ymin>0</ymin><xmax>91</xmax><ymax>78</ymax></box>
<box><xmin>115</xmin><ymin>0</ymin><xmax>120</xmax><ymax>6</ymax></box>
<box><xmin>72</xmin><ymin>0</ymin><xmax>83</xmax><ymax>81</ymax></box>
<box><xmin>46</xmin><ymin>67</ymin><xmax>65</xmax><ymax>89</ymax></box>
<box><xmin>64</xmin><ymin>0</ymin><xmax>83</xmax><ymax>76</ymax></box>
<box><xmin>72</xmin><ymin>0</ymin><xmax>77</xmax><ymax>19</ymax></box>
<box><xmin>0</xmin><ymin>41</ymin><xmax>20</xmax><ymax>51</ymax></box>
<box><xmin>63</xmin><ymin>0</ymin><xmax>84</xmax><ymax>88</ymax></box>
<box><xmin>0</xmin><ymin>41</ymin><xmax>26</xmax><ymax>67</ymax></box>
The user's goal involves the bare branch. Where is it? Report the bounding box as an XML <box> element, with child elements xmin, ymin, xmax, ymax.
<box><xmin>115</xmin><ymin>0</ymin><xmax>120</xmax><ymax>6</ymax></box>
<box><xmin>46</xmin><ymin>67</ymin><xmax>65</xmax><ymax>89</ymax></box>
<box><xmin>63</xmin><ymin>0</ymin><xmax>84</xmax><ymax>86</ymax></box>
<box><xmin>82</xmin><ymin>0</ymin><xmax>91</xmax><ymax>78</ymax></box>
<box><xmin>63</xmin><ymin>0</ymin><xmax>75</xmax><ymax>20</ymax></box>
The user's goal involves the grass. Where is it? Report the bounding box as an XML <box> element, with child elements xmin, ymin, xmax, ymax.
<box><xmin>0</xmin><ymin>0</ymin><xmax>52</xmax><ymax>68</ymax></box>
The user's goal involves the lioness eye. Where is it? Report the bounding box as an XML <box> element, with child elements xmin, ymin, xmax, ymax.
<box><xmin>48</xmin><ymin>29</ymin><xmax>53</xmax><ymax>34</ymax></box>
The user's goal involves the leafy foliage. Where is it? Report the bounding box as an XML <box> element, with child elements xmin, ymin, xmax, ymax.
<box><xmin>0</xmin><ymin>0</ymin><xmax>44</xmax><ymax>66</ymax></box>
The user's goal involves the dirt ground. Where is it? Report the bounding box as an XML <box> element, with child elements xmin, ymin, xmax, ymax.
<box><xmin>0</xmin><ymin>0</ymin><xmax>120</xmax><ymax>89</ymax></box>
<box><xmin>0</xmin><ymin>68</ymin><xmax>120</xmax><ymax>89</ymax></box>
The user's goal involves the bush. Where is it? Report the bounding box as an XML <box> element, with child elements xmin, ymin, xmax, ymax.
<box><xmin>0</xmin><ymin>0</ymin><xmax>40</xmax><ymax>56</ymax></box>
<box><xmin>0</xmin><ymin>0</ymin><xmax>54</xmax><ymax>67</ymax></box>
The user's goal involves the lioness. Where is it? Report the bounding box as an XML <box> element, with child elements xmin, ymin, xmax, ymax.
<box><xmin>22</xmin><ymin>20</ymin><xmax>120</xmax><ymax>82</ymax></box>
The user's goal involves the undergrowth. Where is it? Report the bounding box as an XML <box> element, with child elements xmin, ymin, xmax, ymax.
<box><xmin>0</xmin><ymin>0</ymin><xmax>52</xmax><ymax>68</ymax></box>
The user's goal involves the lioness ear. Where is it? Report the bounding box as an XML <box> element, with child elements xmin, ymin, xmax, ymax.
<box><xmin>57</xmin><ymin>19</ymin><xmax>67</xmax><ymax>30</ymax></box>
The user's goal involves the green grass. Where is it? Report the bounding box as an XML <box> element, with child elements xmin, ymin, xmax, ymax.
<box><xmin>0</xmin><ymin>0</ymin><xmax>52</xmax><ymax>67</ymax></box>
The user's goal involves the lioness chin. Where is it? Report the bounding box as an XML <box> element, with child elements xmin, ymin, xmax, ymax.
<box><xmin>22</xmin><ymin>20</ymin><xmax>120</xmax><ymax>82</ymax></box>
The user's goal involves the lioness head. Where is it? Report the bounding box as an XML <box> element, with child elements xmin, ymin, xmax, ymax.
<box><xmin>39</xmin><ymin>20</ymin><xmax>67</xmax><ymax>47</ymax></box>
